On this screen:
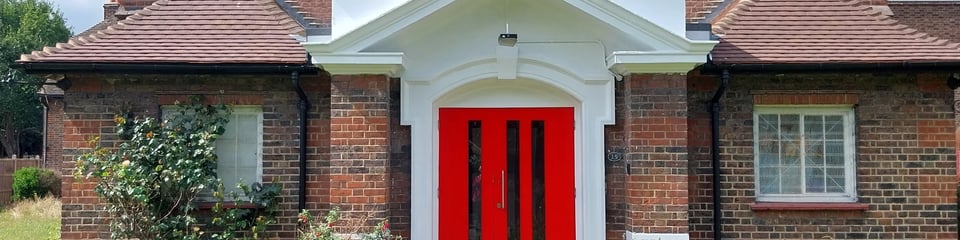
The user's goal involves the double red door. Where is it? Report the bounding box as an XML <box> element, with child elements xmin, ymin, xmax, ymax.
<box><xmin>439</xmin><ymin>108</ymin><xmax>575</xmax><ymax>240</ymax></box>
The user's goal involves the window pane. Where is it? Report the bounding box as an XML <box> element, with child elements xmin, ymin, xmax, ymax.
<box><xmin>781</xmin><ymin>165</ymin><xmax>802</xmax><ymax>194</ymax></box>
<box><xmin>779</xmin><ymin>115</ymin><xmax>800</xmax><ymax>141</ymax></box>
<box><xmin>758</xmin><ymin>167</ymin><xmax>780</xmax><ymax>194</ymax></box>
<box><xmin>825</xmin><ymin>167</ymin><xmax>846</xmax><ymax>193</ymax></box>
<box><xmin>825</xmin><ymin>141</ymin><xmax>844</xmax><ymax>167</ymax></box>
<box><xmin>468</xmin><ymin>121</ymin><xmax>482</xmax><ymax>240</ymax></box>
<box><xmin>238</xmin><ymin>114</ymin><xmax>259</xmax><ymax>144</ymax></box>
<box><xmin>804</xmin><ymin>115</ymin><xmax>824</xmax><ymax>140</ymax></box>
<box><xmin>757</xmin><ymin>115</ymin><xmax>779</xmax><ymax>140</ymax></box>
<box><xmin>236</xmin><ymin>167</ymin><xmax>258</xmax><ymax>185</ymax></box>
<box><xmin>824</xmin><ymin>116</ymin><xmax>844</xmax><ymax>140</ymax></box>
<box><xmin>805</xmin><ymin>167</ymin><xmax>825</xmax><ymax>193</ymax></box>
<box><xmin>757</xmin><ymin>141</ymin><xmax>779</xmax><ymax>167</ymax></box>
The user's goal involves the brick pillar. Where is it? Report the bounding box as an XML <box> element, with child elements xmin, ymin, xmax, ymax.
<box><xmin>329</xmin><ymin>75</ymin><xmax>391</xmax><ymax>227</ymax></box>
<box><xmin>623</xmin><ymin>74</ymin><xmax>690</xmax><ymax>234</ymax></box>
<box><xmin>45</xmin><ymin>96</ymin><xmax>64</xmax><ymax>173</ymax></box>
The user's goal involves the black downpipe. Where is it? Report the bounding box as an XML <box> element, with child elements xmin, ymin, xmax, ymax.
<box><xmin>709</xmin><ymin>69</ymin><xmax>729</xmax><ymax>240</ymax></box>
<box><xmin>291</xmin><ymin>71</ymin><xmax>310</xmax><ymax>212</ymax></box>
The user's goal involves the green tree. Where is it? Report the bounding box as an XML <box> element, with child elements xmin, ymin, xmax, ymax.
<box><xmin>0</xmin><ymin>0</ymin><xmax>71</xmax><ymax>157</ymax></box>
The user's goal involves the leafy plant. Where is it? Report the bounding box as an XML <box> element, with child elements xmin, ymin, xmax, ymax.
<box><xmin>74</xmin><ymin>96</ymin><xmax>278</xmax><ymax>240</ymax></box>
<box><xmin>10</xmin><ymin>167</ymin><xmax>57</xmax><ymax>200</ymax></box>
<box><xmin>298</xmin><ymin>207</ymin><xmax>400</xmax><ymax>240</ymax></box>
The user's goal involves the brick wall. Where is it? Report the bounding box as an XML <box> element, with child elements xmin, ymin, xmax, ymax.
<box><xmin>45</xmin><ymin>97</ymin><xmax>64</xmax><ymax>172</ymax></box>
<box><xmin>59</xmin><ymin>73</ymin><xmax>330</xmax><ymax>239</ymax></box>
<box><xmin>604</xmin><ymin>73</ymin><xmax>691</xmax><ymax>239</ymax></box>
<box><xmin>889</xmin><ymin>2</ymin><xmax>960</xmax><ymax>43</ymax></box>
<box><xmin>686</xmin><ymin>0</ymin><xmax>720</xmax><ymax>23</ymax></box>
<box><xmin>687</xmin><ymin>71</ymin><xmax>959</xmax><ymax>239</ymax></box>
<box><xmin>291</xmin><ymin>0</ymin><xmax>332</xmax><ymax>28</ymax></box>
<box><xmin>328</xmin><ymin>74</ymin><xmax>394</xmax><ymax>231</ymax></box>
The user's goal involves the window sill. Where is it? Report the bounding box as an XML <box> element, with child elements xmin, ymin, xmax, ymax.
<box><xmin>196</xmin><ymin>202</ymin><xmax>259</xmax><ymax>210</ymax></box>
<box><xmin>751</xmin><ymin>202</ymin><xmax>868</xmax><ymax>211</ymax></box>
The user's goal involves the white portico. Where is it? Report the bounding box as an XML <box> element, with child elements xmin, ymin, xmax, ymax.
<box><xmin>303</xmin><ymin>0</ymin><xmax>715</xmax><ymax>239</ymax></box>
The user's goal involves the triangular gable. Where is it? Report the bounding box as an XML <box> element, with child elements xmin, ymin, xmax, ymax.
<box><xmin>304</xmin><ymin>0</ymin><xmax>716</xmax><ymax>75</ymax></box>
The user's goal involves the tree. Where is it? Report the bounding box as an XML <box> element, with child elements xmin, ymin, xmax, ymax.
<box><xmin>0</xmin><ymin>0</ymin><xmax>71</xmax><ymax>157</ymax></box>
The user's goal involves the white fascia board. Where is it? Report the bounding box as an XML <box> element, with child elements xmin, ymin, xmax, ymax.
<box><xmin>311</xmin><ymin>53</ymin><xmax>404</xmax><ymax>77</ymax></box>
<box><xmin>607</xmin><ymin>51</ymin><xmax>710</xmax><ymax>74</ymax></box>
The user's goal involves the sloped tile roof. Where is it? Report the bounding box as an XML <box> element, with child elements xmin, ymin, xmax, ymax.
<box><xmin>711</xmin><ymin>0</ymin><xmax>960</xmax><ymax>64</ymax></box>
<box><xmin>19</xmin><ymin>0</ymin><xmax>307</xmax><ymax>64</ymax></box>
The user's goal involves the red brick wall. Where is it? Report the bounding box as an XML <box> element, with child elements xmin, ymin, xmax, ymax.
<box><xmin>687</xmin><ymin>71</ymin><xmax>959</xmax><ymax>239</ymax></box>
<box><xmin>59</xmin><ymin>73</ymin><xmax>331</xmax><ymax>239</ymax></box>
<box><xmin>889</xmin><ymin>2</ymin><xmax>960</xmax><ymax>43</ymax></box>
<box><xmin>605</xmin><ymin>73</ymin><xmax>691</xmax><ymax>239</ymax></box>
<box><xmin>328</xmin><ymin>75</ymin><xmax>393</xmax><ymax>230</ymax></box>
<box><xmin>686</xmin><ymin>0</ymin><xmax>717</xmax><ymax>23</ymax></box>
<box><xmin>292</xmin><ymin>0</ymin><xmax>332</xmax><ymax>28</ymax></box>
<box><xmin>45</xmin><ymin>97</ymin><xmax>64</xmax><ymax>172</ymax></box>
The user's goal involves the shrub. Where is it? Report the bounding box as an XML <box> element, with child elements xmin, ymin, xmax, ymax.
<box><xmin>298</xmin><ymin>207</ymin><xmax>399</xmax><ymax>240</ymax></box>
<box><xmin>11</xmin><ymin>167</ymin><xmax>57</xmax><ymax>200</ymax></box>
<box><xmin>75</xmin><ymin>96</ymin><xmax>279</xmax><ymax>240</ymax></box>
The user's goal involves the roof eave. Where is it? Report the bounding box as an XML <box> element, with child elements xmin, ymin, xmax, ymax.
<box><xmin>701</xmin><ymin>60</ymin><xmax>960</xmax><ymax>74</ymax></box>
<box><xmin>13</xmin><ymin>62</ymin><xmax>320</xmax><ymax>75</ymax></box>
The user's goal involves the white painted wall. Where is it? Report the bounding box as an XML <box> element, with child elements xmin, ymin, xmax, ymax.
<box><xmin>608</xmin><ymin>0</ymin><xmax>685</xmax><ymax>36</ymax></box>
<box><xmin>332</xmin><ymin>0</ymin><xmax>408</xmax><ymax>38</ymax></box>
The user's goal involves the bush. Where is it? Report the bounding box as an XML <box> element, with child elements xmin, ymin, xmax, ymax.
<box><xmin>11</xmin><ymin>167</ymin><xmax>58</xmax><ymax>201</ymax></box>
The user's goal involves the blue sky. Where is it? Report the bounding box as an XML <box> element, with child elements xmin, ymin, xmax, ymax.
<box><xmin>50</xmin><ymin>0</ymin><xmax>104</xmax><ymax>34</ymax></box>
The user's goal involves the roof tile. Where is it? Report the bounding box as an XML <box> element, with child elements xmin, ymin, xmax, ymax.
<box><xmin>18</xmin><ymin>0</ymin><xmax>307</xmax><ymax>65</ymax></box>
<box><xmin>711</xmin><ymin>0</ymin><xmax>960</xmax><ymax>64</ymax></box>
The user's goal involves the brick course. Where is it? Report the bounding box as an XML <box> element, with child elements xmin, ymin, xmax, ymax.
<box><xmin>688</xmin><ymin>71</ymin><xmax>959</xmax><ymax>239</ymax></box>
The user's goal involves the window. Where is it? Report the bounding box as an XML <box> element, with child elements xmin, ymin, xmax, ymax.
<box><xmin>753</xmin><ymin>106</ymin><xmax>856</xmax><ymax>202</ymax></box>
<box><xmin>163</xmin><ymin>106</ymin><xmax>263</xmax><ymax>198</ymax></box>
<box><xmin>215</xmin><ymin>107</ymin><xmax>263</xmax><ymax>195</ymax></box>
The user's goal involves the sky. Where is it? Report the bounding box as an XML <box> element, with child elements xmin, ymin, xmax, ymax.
<box><xmin>49</xmin><ymin>0</ymin><xmax>105</xmax><ymax>35</ymax></box>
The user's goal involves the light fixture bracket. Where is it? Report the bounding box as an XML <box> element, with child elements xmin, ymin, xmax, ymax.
<box><xmin>498</xmin><ymin>33</ymin><xmax>518</xmax><ymax>47</ymax></box>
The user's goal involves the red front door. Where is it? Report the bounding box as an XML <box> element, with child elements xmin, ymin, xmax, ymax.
<box><xmin>439</xmin><ymin>108</ymin><xmax>575</xmax><ymax>240</ymax></box>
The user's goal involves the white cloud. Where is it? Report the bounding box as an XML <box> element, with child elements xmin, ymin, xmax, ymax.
<box><xmin>49</xmin><ymin>0</ymin><xmax>106</xmax><ymax>34</ymax></box>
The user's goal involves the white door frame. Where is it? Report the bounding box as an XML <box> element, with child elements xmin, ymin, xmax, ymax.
<box><xmin>401</xmin><ymin>60</ymin><xmax>615</xmax><ymax>240</ymax></box>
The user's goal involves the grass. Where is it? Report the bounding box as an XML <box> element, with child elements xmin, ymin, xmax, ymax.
<box><xmin>0</xmin><ymin>196</ymin><xmax>61</xmax><ymax>240</ymax></box>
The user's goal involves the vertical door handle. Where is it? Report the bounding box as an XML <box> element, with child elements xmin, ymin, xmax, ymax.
<box><xmin>499</xmin><ymin>170</ymin><xmax>505</xmax><ymax>209</ymax></box>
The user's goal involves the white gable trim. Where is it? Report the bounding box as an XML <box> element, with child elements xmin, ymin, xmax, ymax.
<box><xmin>303</xmin><ymin>0</ymin><xmax>718</xmax><ymax>68</ymax></box>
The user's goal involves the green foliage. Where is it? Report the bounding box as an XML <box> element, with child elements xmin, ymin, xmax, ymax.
<box><xmin>0</xmin><ymin>0</ymin><xmax>71</xmax><ymax>157</ymax></box>
<box><xmin>10</xmin><ymin>167</ymin><xmax>57</xmax><ymax>200</ymax></box>
<box><xmin>298</xmin><ymin>207</ymin><xmax>400</xmax><ymax>240</ymax></box>
<box><xmin>74</xmin><ymin>96</ymin><xmax>279</xmax><ymax>240</ymax></box>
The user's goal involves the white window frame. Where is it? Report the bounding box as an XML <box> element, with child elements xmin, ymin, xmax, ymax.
<box><xmin>753</xmin><ymin>105</ymin><xmax>857</xmax><ymax>203</ymax></box>
<box><xmin>161</xmin><ymin>105</ymin><xmax>264</xmax><ymax>198</ymax></box>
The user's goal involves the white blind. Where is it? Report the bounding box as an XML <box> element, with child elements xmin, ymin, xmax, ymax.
<box><xmin>216</xmin><ymin>109</ymin><xmax>263</xmax><ymax>195</ymax></box>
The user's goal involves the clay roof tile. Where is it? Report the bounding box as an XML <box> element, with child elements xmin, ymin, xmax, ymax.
<box><xmin>711</xmin><ymin>0</ymin><xmax>960</xmax><ymax>64</ymax></box>
<box><xmin>17</xmin><ymin>0</ymin><xmax>307</xmax><ymax>65</ymax></box>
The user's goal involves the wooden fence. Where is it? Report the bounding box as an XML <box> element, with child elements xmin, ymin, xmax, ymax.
<box><xmin>0</xmin><ymin>158</ymin><xmax>41</xmax><ymax>206</ymax></box>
